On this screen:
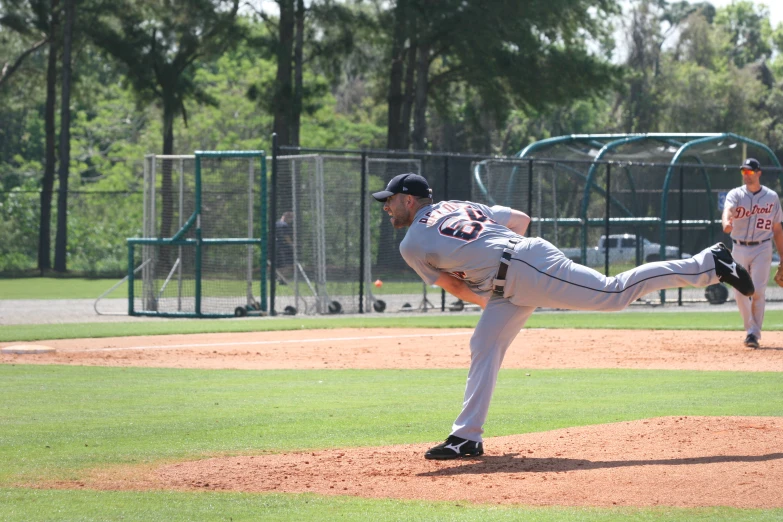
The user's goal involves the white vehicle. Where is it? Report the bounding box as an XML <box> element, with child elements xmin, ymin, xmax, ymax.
<box><xmin>560</xmin><ymin>234</ymin><xmax>690</xmax><ymax>266</ymax></box>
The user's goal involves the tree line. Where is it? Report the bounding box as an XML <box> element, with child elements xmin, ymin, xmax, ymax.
<box><xmin>2</xmin><ymin>0</ymin><xmax>783</xmax><ymax>274</ymax></box>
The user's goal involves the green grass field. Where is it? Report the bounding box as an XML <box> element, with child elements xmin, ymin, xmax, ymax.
<box><xmin>1</xmin><ymin>364</ymin><xmax>781</xmax><ymax>521</ymax></box>
<box><xmin>0</xmin><ymin>277</ymin><xmax>124</xmax><ymax>299</ymax></box>
<box><xmin>2</xmin><ymin>281</ymin><xmax>783</xmax><ymax>520</ymax></box>
<box><xmin>2</xmin><ymin>309</ymin><xmax>783</xmax><ymax>342</ymax></box>
<box><xmin>0</xmin><ymin>277</ymin><xmax>429</xmax><ymax>300</ymax></box>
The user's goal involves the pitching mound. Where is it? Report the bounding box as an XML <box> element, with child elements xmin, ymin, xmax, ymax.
<box><xmin>63</xmin><ymin>416</ymin><xmax>783</xmax><ymax>508</ymax></box>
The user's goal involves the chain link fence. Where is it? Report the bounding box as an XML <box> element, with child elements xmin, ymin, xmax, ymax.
<box><xmin>3</xmin><ymin>146</ymin><xmax>782</xmax><ymax>313</ymax></box>
<box><xmin>269</xmin><ymin>147</ymin><xmax>783</xmax><ymax>314</ymax></box>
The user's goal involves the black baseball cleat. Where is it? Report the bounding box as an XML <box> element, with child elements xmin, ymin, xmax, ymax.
<box><xmin>710</xmin><ymin>243</ymin><xmax>755</xmax><ymax>297</ymax></box>
<box><xmin>744</xmin><ymin>334</ymin><xmax>760</xmax><ymax>349</ymax></box>
<box><xmin>424</xmin><ymin>435</ymin><xmax>484</xmax><ymax>460</ymax></box>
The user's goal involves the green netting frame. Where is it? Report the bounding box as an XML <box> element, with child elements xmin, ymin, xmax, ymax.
<box><xmin>473</xmin><ymin>133</ymin><xmax>782</xmax><ymax>303</ymax></box>
<box><xmin>514</xmin><ymin>133</ymin><xmax>782</xmax><ymax>261</ymax></box>
<box><xmin>128</xmin><ymin>150</ymin><xmax>267</xmax><ymax>318</ymax></box>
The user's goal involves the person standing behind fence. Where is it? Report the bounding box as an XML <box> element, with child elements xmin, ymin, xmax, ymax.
<box><xmin>721</xmin><ymin>158</ymin><xmax>783</xmax><ymax>349</ymax></box>
<box><xmin>275</xmin><ymin>211</ymin><xmax>295</xmax><ymax>283</ymax></box>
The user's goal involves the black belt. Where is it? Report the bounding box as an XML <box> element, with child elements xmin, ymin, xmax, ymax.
<box><xmin>732</xmin><ymin>238</ymin><xmax>770</xmax><ymax>246</ymax></box>
<box><xmin>493</xmin><ymin>239</ymin><xmax>520</xmax><ymax>296</ymax></box>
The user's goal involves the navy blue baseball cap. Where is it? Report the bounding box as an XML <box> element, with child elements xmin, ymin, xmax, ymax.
<box><xmin>372</xmin><ymin>173</ymin><xmax>432</xmax><ymax>201</ymax></box>
<box><xmin>741</xmin><ymin>158</ymin><xmax>761</xmax><ymax>170</ymax></box>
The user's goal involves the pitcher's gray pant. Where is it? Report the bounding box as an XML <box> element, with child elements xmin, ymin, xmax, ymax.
<box><xmin>450</xmin><ymin>238</ymin><xmax>719</xmax><ymax>442</ymax></box>
<box><xmin>730</xmin><ymin>243</ymin><xmax>773</xmax><ymax>339</ymax></box>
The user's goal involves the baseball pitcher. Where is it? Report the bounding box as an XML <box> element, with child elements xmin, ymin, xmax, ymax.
<box><xmin>721</xmin><ymin>157</ymin><xmax>783</xmax><ymax>348</ymax></box>
<box><xmin>373</xmin><ymin>172</ymin><xmax>755</xmax><ymax>460</ymax></box>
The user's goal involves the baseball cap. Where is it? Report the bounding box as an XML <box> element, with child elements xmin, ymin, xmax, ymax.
<box><xmin>741</xmin><ymin>158</ymin><xmax>761</xmax><ymax>171</ymax></box>
<box><xmin>372</xmin><ymin>173</ymin><xmax>432</xmax><ymax>201</ymax></box>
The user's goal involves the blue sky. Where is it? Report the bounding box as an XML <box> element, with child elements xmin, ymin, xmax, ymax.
<box><xmin>248</xmin><ymin>1</ymin><xmax>781</xmax><ymax>30</ymax></box>
<box><xmin>614</xmin><ymin>1</ymin><xmax>783</xmax><ymax>62</ymax></box>
<box><xmin>706</xmin><ymin>0</ymin><xmax>782</xmax><ymax>27</ymax></box>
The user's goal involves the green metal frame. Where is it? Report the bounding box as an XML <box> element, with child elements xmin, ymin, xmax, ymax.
<box><xmin>659</xmin><ymin>133</ymin><xmax>783</xmax><ymax>250</ymax></box>
<box><xmin>475</xmin><ymin>133</ymin><xmax>782</xmax><ymax>303</ymax></box>
<box><xmin>127</xmin><ymin>150</ymin><xmax>267</xmax><ymax>318</ymax></box>
<box><xmin>127</xmin><ymin>238</ymin><xmax>263</xmax><ymax>318</ymax></box>
<box><xmin>576</xmin><ymin>135</ymin><xmax>688</xmax><ymax>261</ymax></box>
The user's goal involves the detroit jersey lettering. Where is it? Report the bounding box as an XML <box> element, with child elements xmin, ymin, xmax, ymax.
<box><xmin>399</xmin><ymin>201</ymin><xmax>516</xmax><ymax>294</ymax></box>
<box><xmin>725</xmin><ymin>185</ymin><xmax>783</xmax><ymax>242</ymax></box>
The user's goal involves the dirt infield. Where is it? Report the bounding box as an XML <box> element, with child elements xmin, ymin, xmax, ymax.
<box><xmin>4</xmin><ymin>327</ymin><xmax>783</xmax><ymax>508</ymax></box>
<box><xmin>3</xmin><ymin>327</ymin><xmax>783</xmax><ymax>371</ymax></box>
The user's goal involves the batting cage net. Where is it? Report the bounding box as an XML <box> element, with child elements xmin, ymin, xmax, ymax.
<box><xmin>129</xmin><ymin>151</ymin><xmax>266</xmax><ymax>318</ymax></box>
<box><xmin>271</xmin><ymin>151</ymin><xmax>482</xmax><ymax>315</ymax></box>
<box><xmin>472</xmin><ymin>135</ymin><xmax>783</xmax><ymax>305</ymax></box>
<box><xmin>272</xmin><ymin>155</ymin><xmax>361</xmax><ymax>315</ymax></box>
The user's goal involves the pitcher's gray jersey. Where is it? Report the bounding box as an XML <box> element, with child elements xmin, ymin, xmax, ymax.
<box><xmin>725</xmin><ymin>185</ymin><xmax>783</xmax><ymax>242</ymax></box>
<box><xmin>400</xmin><ymin>201</ymin><xmax>516</xmax><ymax>294</ymax></box>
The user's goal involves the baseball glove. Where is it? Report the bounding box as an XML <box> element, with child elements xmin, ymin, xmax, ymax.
<box><xmin>774</xmin><ymin>263</ymin><xmax>783</xmax><ymax>288</ymax></box>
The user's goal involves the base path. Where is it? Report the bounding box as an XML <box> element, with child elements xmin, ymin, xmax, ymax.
<box><xmin>3</xmin><ymin>328</ymin><xmax>782</xmax><ymax>371</ymax></box>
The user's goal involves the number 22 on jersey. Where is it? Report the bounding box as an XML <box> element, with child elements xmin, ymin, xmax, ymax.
<box><xmin>756</xmin><ymin>218</ymin><xmax>772</xmax><ymax>230</ymax></box>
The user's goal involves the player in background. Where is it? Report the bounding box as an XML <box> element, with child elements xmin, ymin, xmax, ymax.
<box><xmin>373</xmin><ymin>173</ymin><xmax>755</xmax><ymax>460</ymax></box>
<box><xmin>721</xmin><ymin>158</ymin><xmax>783</xmax><ymax>349</ymax></box>
<box><xmin>275</xmin><ymin>211</ymin><xmax>295</xmax><ymax>284</ymax></box>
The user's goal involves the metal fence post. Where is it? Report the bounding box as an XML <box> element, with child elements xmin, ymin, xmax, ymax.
<box><xmin>527</xmin><ymin>159</ymin><xmax>533</xmax><ymax>217</ymax></box>
<box><xmin>195</xmin><ymin>155</ymin><xmax>202</xmax><ymax>316</ymax></box>
<box><xmin>270</xmin><ymin>133</ymin><xmax>278</xmax><ymax>316</ymax></box>
<box><xmin>127</xmin><ymin>242</ymin><xmax>135</xmax><ymax>315</ymax></box>
<box><xmin>359</xmin><ymin>150</ymin><xmax>367</xmax><ymax>313</ymax></box>
<box><xmin>678</xmin><ymin>165</ymin><xmax>684</xmax><ymax>306</ymax></box>
<box><xmin>605</xmin><ymin>163</ymin><xmax>611</xmax><ymax>277</ymax></box>
<box><xmin>442</xmin><ymin>156</ymin><xmax>449</xmax><ymax>312</ymax></box>
<box><xmin>260</xmin><ymin>154</ymin><xmax>268</xmax><ymax>312</ymax></box>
